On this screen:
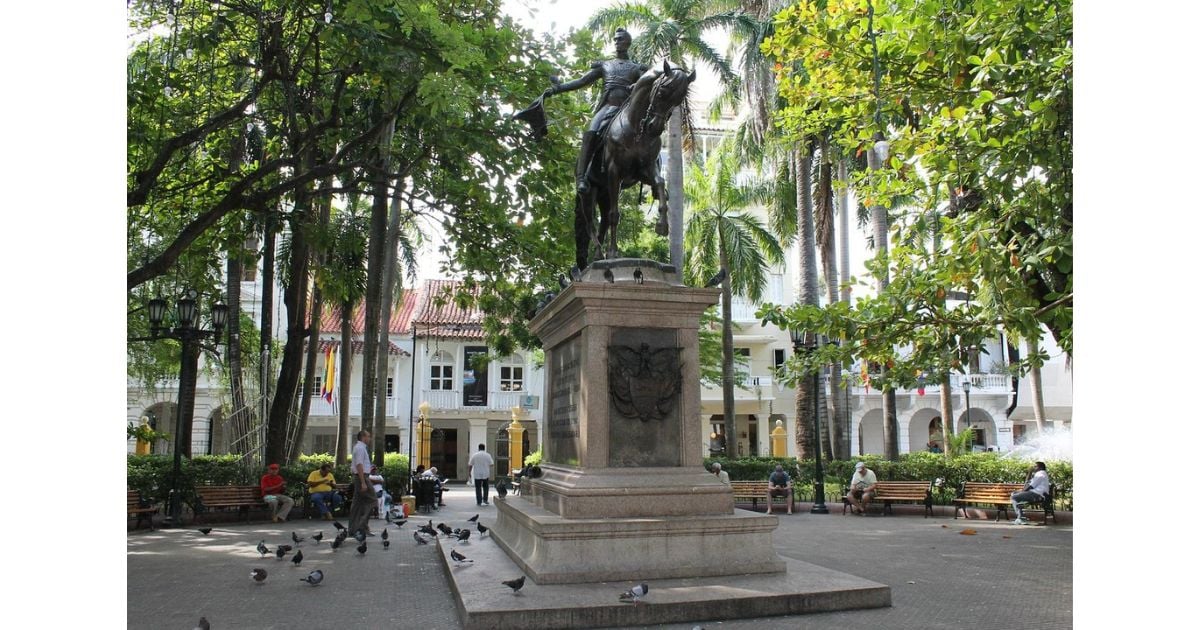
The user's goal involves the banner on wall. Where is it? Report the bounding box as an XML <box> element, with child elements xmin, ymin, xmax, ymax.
<box><xmin>463</xmin><ymin>346</ymin><xmax>489</xmax><ymax>407</ymax></box>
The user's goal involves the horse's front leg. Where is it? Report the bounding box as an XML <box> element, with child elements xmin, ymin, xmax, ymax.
<box><xmin>607</xmin><ymin>176</ymin><xmax>622</xmax><ymax>260</ymax></box>
<box><xmin>650</xmin><ymin>171</ymin><xmax>669</xmax><ymax>237</ymax></box>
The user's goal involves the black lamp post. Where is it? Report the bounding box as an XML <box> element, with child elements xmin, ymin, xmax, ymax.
<box><xmin>137</xmin><ymin>289</ymin><xmax>227</xmax><ymax>526</ymax></box>
<box><xmin>962</xmin><ymin>378</ymin><xmax>972</xmax><ymax>448</ymax></box>
<box><xmin>790</xmin><ymin>328</ymin><xmax>828</xmax><ymax>514</ymax></box>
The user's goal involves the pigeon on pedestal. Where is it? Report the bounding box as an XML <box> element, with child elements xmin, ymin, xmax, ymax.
<box><xmin>619</xmin><ymin>582</ymin><xmax>649</xmax><ymax>603</ymax></box>
<box><xmin>502</xmin><ymin>576</ymin><xmax>526</xmax><ymax>595</ymax></box>
<box><xmin>450</xmin><ymin>549</ymin><xmax>473</xmax><ymax>564</ymax></box>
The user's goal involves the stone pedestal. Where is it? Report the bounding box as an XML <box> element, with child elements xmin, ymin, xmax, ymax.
<box><xmin>492</xmin><ymin>260</ymin><xmax>784</xmax><ymax>584</ymax></box>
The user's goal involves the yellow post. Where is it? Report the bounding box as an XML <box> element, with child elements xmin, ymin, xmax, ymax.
<box><xmin>135</xmin><ymin>416</ymin><xmax>152</xmax><ymax>455</ymax></box>
<box><xmin>771</xmin><ymin>418</ymin><xmax>787</xmax><ymax>457</ymax></box>
<box><xmin>417</xmin><ymin>401</ymin><xmax>432</xmax><ymax>469</ymax></box>
<box><xmin>508</xmin><ymin>407</ymin><xmax>526</xmax><ymax>474</ymax></box>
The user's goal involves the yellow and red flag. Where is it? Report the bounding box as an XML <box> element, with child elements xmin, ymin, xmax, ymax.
<box><xmin>321</xmin><ymin>344</ymin><xmax>336</xmax><ymax>404</ymax></box>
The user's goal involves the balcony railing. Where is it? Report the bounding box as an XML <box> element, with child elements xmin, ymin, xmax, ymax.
<box><xmin>418</xmin><ymin>389</ymin><xmax>532</xmax><ymax>413</ymax></box>
<box><xmin>843</xmin><ymin>373</ymin><xmax>1010</xmax><ymax>394</ymax></box>
<box><xmin>702</xmin><ymin>375</ymin><xmax>776</xmax><ymax>400</ymax></box>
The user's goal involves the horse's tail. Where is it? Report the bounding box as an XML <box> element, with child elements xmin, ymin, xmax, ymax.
<box><xmin>574</xmin><ymin>193</ymin><xmax>591</xmax><ymax>272</ymax></box>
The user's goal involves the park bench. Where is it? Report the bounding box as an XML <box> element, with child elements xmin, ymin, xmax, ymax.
<box><xmin>842</xmin><ymin>480</ymin><xmax>934</xmax><ymax>517</ymax></box>
<box><xmin>730</xmin><ymin>480</ymin><xmax>794</xmax><ymax>511</ymax></box>
<box><xmin>128</xmin><ymin>490</ymin><xmax>158</xmax><ymax>530</ymax></box>
<box><xmin>953</xmin><ymin>481</ymin><xmax>1057</xmax><ymax>524</ymax></box>
<box><xmin>194</xmin><ymin>485</ymin><xmax>267</xmax><ymax>522</ymax></box>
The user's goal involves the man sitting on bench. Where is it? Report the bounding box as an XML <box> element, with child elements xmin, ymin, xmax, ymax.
<box><xmin>847</xmin><ymin>462</ymin><xmax>878</xmax><ymax>515</ymax></box>
<box><xmin>766</xmin><ymin>464</ymin><xmax>794</xmax><ymax>515</ymax></box>
<box><xmin>1010</xmin><ymin>461</ymin><xmax>1050</xmax><ymax>525</ymax></box>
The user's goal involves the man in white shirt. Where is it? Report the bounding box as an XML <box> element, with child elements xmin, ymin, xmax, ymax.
<box><xmin>348</xmin><ymin>430</ymin><xmax>375</xmax><ymax>537</ymax></box>
<box><xmin>1010</xmin><ymin>461</ymin><xmax>1051</xmax><ymax>525</ymax></box>
<box><xmin>468</xmin><ymin>443</ymin><xmax>495</xmax><ymax>506</ymax></box>
<box><xmin>847</xmin><ymin>462</ymin><xmax>878</xmax><ymax>516</ymax></box>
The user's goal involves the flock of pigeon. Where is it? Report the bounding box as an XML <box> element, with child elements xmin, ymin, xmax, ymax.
<box><xmin>190</xmin><ymin>506</ymin><xmax>649</xmax><ymax>628</ymax></box>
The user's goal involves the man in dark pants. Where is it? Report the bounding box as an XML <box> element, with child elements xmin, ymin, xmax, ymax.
<box><xmin>348</xmin><ymin>430</ymin><xmax>375</xmax><ymax>537</ymax></box>
<box><xmin>468</xmin><ymin>443</ymin><xmax>495</xmax><ymax>506</ymax></box>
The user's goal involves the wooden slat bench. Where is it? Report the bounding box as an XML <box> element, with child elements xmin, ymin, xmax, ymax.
<box><xmin>953</xmin><ymin>482</ymin><xmax>1057</xmax><ymax>523</ymax></box>
<box><xmin>842</xmin><ymin>481</ymin><xmax>933</xmax><ymax>517</ymax></box>
<box><xmin>128</xmin><ymin>490</ymin><xmax>158</xmax><ymax>530</ymax></box>
<box><xmin>195</xmin><ymin>485</ymin><xmax>266</xmax><ymax>522</ymax></box>
<box><xmin>730</xmin><ymin>480</ymin><xmax>794</xmax><ymax>511</ymax></box>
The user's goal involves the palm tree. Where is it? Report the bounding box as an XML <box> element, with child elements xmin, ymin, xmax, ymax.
<box><xmin>587</xmin><ymin>0</ymin><xmax>740</xmax><ymax>272</ymax></box>
<box><xmin>683</xmin><ymin>142</ymin><xmax>785</xmax><ymax>460</ymax></box>
<box><xmin>317</xmin><ymin>207</ymin><xmax>368</xmax><ymax>465</ymax></box>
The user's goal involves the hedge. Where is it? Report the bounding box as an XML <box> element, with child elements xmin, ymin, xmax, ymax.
<box><xmin>127</xmin><ymin>453</ymin><xmax>411</xmax><ymax>510</ymax></box>
<box><xmin>703</xmin><ymin>453</ymin><xmax>1072</xmax><ymax>511</ymax></box>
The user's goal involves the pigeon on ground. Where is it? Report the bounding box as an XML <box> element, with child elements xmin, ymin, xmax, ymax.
<box><xmin>356</xmin><ymin>542</ymin><xmax>368</xmax><ymax>555</ymax></box>
<box><xmin>382</xmin><ymin>539</ymin><xmax>390</xmax><ymax>550</ymax></box>
<box><xmin>619</xmin><ymin>582</ymin><xmax>649</xmax><ymax>603</ymax></box>
<box><xmin>502</xmin><ymin>576</ymin><xmax>526</xmax><ymax>594</ymax></box>
<box><xmin>704</xmin><ymin>267</ymin><xmax>727</xmax><ymax>288</ymax></box>
<box><xmin>496</xmin><ymin>483</ymin><xmax>508</xmax><ymax>498</ymax></box>
<box><xmin>197</xmin><ymin>527</ymin><xmax>213</xmax><ymax>535</ymax></box>
<box><xmin>453</xmin><ymin>528</ymin><xmax>463</xmax><ymax>536</ymax></box>
<box><xmin>437</xmin><ymin>523</ymin><xmax>454</xmax><ymax>536</ymax></box>
<box><xmin>292</xmin><ymin>532</ymin><xmax>302</xmax><ymax>545</ymax></box>
<box><xmin>477</xmin><ymin>523</ymin><xmax>489</xmax><ymax>537</ymax></box>
<box><xmin>354</xmin><ymin>530</ymin><xmax>367</xmax><ymax>544</ymax></box>
<box><xmin>418</xmin><ymin>523</ymin><xmax>437</xmax><ymax>536</ymax></box>
<box><xmin>257</xmin><ymin>540</ymin><xmax>270</xmax><ymax>557</ymax></box>
<box><xmin>380</xmin><ymin>529</ymin><xmax>388</xmax><ymax>541</ymax></box>
<box><xmin>291</xmin><ymin>549</ymin><xmax>303</xmax><ymax>566</ymax></box>
<box><xmin>450</xmin><ymin>549</ymin><xmax>473</xmax><ymax>564</ymax></box>
<box><xmin>330</xmin><ymin>537</ymin><xmax>344</xmax><ymax>551</ymax></box>
<box><xmin>414</xmin><ymin>532</ymin><xmax>429</xmax><ymax>545</ymax></box>
<box><xmin>333</xmin><ymin>520</ymin><xmax>347</xmax><ymax>533</ymax></box>
<box><xmin>393</xmin><ymin>519</ymin><xmax>407</xmax><ymax>529</ymax></box>
<box><xmin>195</xmin><ymin>617</ymin><xmax>210</xmax><ymax>630</ymax></box>
<box><xmin>456</xmin><ymin>529</ymin><xmax>471</xmax><ymax>542</ymax></box>
<box><xmin>276</xmin><ymin>546</ymin><xmax>287</xmax><ymax>560</ymax></box>
<box><xmin>312</xmin><ymin>531</ymin><xmax>324</xmax><ymax>543</ymax></box>
<box><xmin>385</xmin><ymin>511</ymin><xmax>392</xmax><ymax>523</ymax></box>
<box><xmin>301</xmin><ymin>569</ymin><xmax>324</xmax><ymax>586</ymax></box>
<box><xmin>251</xmin><ymin>568</ymin><xmax>267</xmax><ymax>583</ymax></box>
<box><xmin>468</xmin><ymin>514</ymin><xmax>479</xmax><ymax>523</ymax></box>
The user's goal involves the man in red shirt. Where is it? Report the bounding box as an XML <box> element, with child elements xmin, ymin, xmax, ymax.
<box><xmin>260</xmin><ymin>463</ymin><xmax>294</xmax><ymax>523</ymax></box>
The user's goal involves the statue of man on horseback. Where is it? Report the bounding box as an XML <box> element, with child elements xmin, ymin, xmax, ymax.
<box><xmin>523</xmin><ymin>28</ymin><xmax>695</xmax><ymax>271</ymax></box>
<box><xmin>541</xmin><ymin>28</ymin><xmax>649</xmax><ymax>195</ymax></box>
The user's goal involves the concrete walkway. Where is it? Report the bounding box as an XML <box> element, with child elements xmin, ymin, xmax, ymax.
<box><xmin>127</xmin><ymin>483</ymin><xmax>1071</xmax><ymax>629</ymax></box>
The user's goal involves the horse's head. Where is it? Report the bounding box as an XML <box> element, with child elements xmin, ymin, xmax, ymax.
<box><xmin>637</xmin><ymin>60</ymin><xmax>696</xmax><ymax>138</ymax></box>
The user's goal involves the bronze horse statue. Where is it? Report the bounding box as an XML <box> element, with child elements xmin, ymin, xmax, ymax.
<box><xmin>575</xmin><ymin>61</ymin><xmax>695</xmax><ymax>271</ymax></box>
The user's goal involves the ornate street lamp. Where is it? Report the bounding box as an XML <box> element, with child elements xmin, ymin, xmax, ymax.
<box><xmin>790</xmin><ymin>328</ymin><xmax>828</xmax><ymax>514</ymax></box>
<box><xmin>133</xmin><ymin>289</ymin><xmax>227</xmax><ymax>526</ymax></box>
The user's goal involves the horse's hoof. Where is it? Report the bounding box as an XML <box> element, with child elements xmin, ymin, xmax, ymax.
<box><xmin>655</xmin><ymin>218</ymin><xmax>669</xmax><ymax>236</ymax></box>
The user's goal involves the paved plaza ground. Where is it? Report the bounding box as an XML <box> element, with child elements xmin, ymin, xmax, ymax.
<box><xmin>127</xmin><ymin>484</ymin><xmax>1072</xmax><ymax>629</ymax></box>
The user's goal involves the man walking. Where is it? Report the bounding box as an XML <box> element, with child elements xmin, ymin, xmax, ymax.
<box><xmin>348</xmin><ymin>430</ymin><xmax>375</xmax><ymax>537</ymax></box>
<box><xmin>1010</xmin><ymin>461</ymin><xmax>1051</xmax><ymax>525</ymax></box>
<box><xmin>468</xmin><ymin>443</ymin><xmax>495</xmax><ymax>506</ymax></box>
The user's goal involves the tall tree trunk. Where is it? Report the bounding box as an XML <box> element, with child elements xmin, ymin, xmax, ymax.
<box><xmin>265</xmin><ymin>151</ymin><xmax>315</xmax><ymax>465</ymax></box>
<box><xmin>866</xmin><ymin>143</ymin><xmax>899</xmax><ymax>460</ymax></box>
<box><xmin>815</xmin><ymin>144</ymin><xmax>841</xmax><ymax>460</ymax></box>
<box><xmin>292</xmin><ymin>179</ymin><xmax>333</xmax><ymax>462</ymax></box>
<box><xmin>337</xmin><ymin>302</ymin><xmax>353</xmax><ymax>466</ymax></box>
<box><xmin>719</xmin><ymin>233</ymin><xmax>737</xmax><ymax>457</ymax></box>
<box><xmin>668</xmin><ymin>109</ymin><xmax>685</xmax><ymax>272</ymax></box>
<box><xmin>795</xmin><ymin>147</ymin><xmax>819</xmax><ymax>459</ymax></box>
<box><xmin>836</xmin><ymin>158</ymin><xmax>851</xmax><ymax>459</ymax></box>
<box><xmin>259</xmin><ymin>211</ymin><xmax>276</xmax><ymax>432</ymax></box>
<box><xmin>360</xmin><ymin>117</ymin><xmax>395</xmax><ymax>438</ymax></box>
<box><xmin>931</xmin><ymin>197</ymin><xmax>955</xmax><ymax>452</ymax></box>
<box><xmin>224</xmin><ymin>219</ymin><xmax>246</xmax><ymax>456</ymax></box>
<box><xmin>374</xmin><ymin>178</ymin><xmax>406</xmax><ymax>463</ymax></box>
<box><xmin>1026</xmin><ymin>337</ymin><xmax>1047</xmax><ymax>433</ymax></box>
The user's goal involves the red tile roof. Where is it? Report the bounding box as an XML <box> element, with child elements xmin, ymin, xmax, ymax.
<box><xmin>305</xmin><ymin>339</ymin><xmax>409</xmax><ymax>356</ymax></box>
<box><xmin>412</xmin><ymin>279</ymin><xmax>485</xmax><ymax>339</ymax></box>
<box><xmin>316</xmin><ymin>289</ymin><xmax>420</xmax><ymax>335</ymax></box>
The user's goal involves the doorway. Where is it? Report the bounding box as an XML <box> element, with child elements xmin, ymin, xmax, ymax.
<box><xmin>430</xmin><ymin>428</ymin><xmax>458</xmax><ymax>480</ymax></box>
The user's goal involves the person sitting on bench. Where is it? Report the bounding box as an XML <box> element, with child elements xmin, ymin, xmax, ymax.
<box><xmin>766</xmin><ymin>464</ymin><xmax>793</xmax><ymax>515</ymax></box>
<box><xmin>847</xmin><ymin>462</ymin><xmax>878</xmax><ymax>515</ymax></box>
<box><xmin>1010</xmin><ymin>461</ymin><xmax>1050</xmax><ymax>525</ymax></box>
